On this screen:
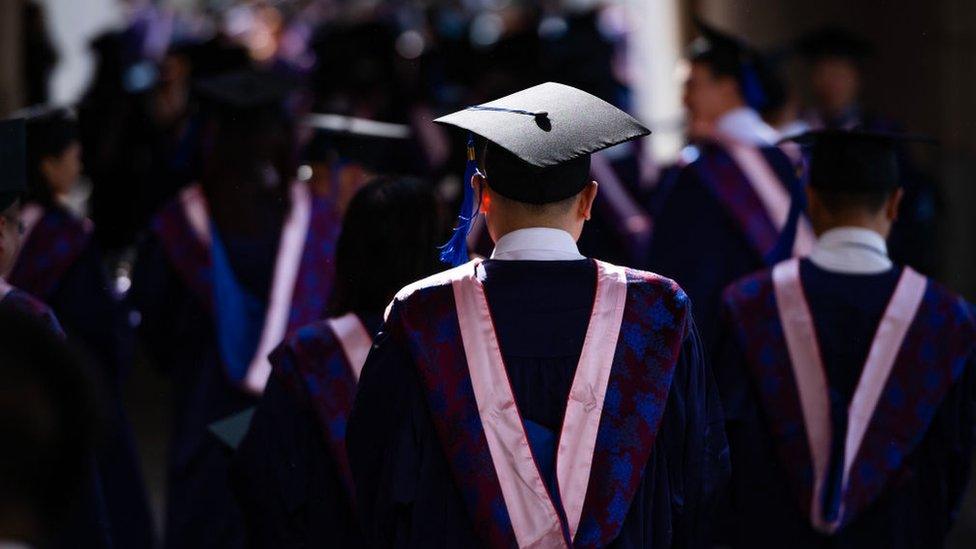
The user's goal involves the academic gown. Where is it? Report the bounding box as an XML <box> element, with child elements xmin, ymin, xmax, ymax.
<box><xmin>232</xmin><ymin>313</ymin><xmax>382</xmax><ymax>548</ymax></box>
<box><xmin>348</xmin><ymin>259</ymin><xmax>729</xmax><ymax>548</ymax></box>
<box><xmin>7</xmin><ymin>204</ymin><xmax>152</xmax><ymax>549</ymax></box>
<box><xmin>647</xmin><ymin>140</ymin><xmax>804</xmax><ymax>349</ymax></box>
<box><xmin>714</xmin><ymin>259</ymin><xmax>976</xmax><ymax>548</ymax></box>
<box><xmin>130</xmin><ymin>183</ymin><xmax>338</xmax><ymax>549</ymax></box>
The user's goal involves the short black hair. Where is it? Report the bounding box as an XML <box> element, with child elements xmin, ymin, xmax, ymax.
<box><xmin>479</xmin><ymin>141</ymin><xmax>591</xmax><ymax>205</ymax></box>
<box><xmin>0</xmin><ymin>307</ymin><xmax>101</xmax><ymax>535</ymax></box>
<box><xmin>329</xmin><ymin>176</ymin><xmax>443</xmax><ymax>315</ymax></box>
<box><xmin>25</xmin><ymin>108</ymin><xmax>78</xmax><ymax>208</ymax></box>
<box><xmin>814</xmin><ymin>188</ymin><xmax>893</xmax><ymax>216</ymax></box>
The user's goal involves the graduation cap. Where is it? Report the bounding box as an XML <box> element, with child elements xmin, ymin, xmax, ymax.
<box><xmin>303</xmin><ymin>113</ymin><xmax>418</xmax><ymax>175</ymax></box>
<box><xmin>796</xmin><ymin>27</ymin><xmax>873</xmax><ymax>63</ymax></box>
<box><xmin>433</xmin><ymin>81</ymin><xmax>649</xmax><ymax>265</ymax></box>
<box><xmin>208</xmin><ymin>407</ymin><xmax>256</xmax><ymax>451</ymax></box>
<box><xmin>0</xmin><ymin>118</ymin><xmax>26</xmax><ymax>211</ymax></box>
<box><xmin>785</xmin><ymin>129</ymin><xmax>935</xmax><ymax>192</ymax></box>
<box><xmin>689</xmin><ymin>17</ymin><xmax>783</xmax><ymax>114</ymax></box>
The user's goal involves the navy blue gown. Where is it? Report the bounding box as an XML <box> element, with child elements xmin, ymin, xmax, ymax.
<box><xmin>647</xmin><ymin>143</ymin><xmax>799</xmax><ymax>350</ymax></box>
<box><xmin>714</xmin><ymin>260</ymin><xmax>976</xmax><ymax>548</ymax></box>
<box><xmin>231</xmin><ymin>313</ymin><xmax>382</xmax><ymax>548</ymax></box>
<box><xmin>9</xmin><ymin>205</ymin><xmax>151</xmax><ymax>548</ymax></box>
<box><xmin>348</xmin><ymin>260</ymin><xmax>729</xmax><ymax>548</ymax></box>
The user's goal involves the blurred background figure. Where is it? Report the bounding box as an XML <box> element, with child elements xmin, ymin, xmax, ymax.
<box><xmin>233</xmin><ymin>175</ymin><xmax>443</xmax><ymax>548</ymax></box>
<box><xmin>9</xmin><ymin>106</ymin><xmax>153</xmax><ymax>549</ymax></box>
<box><xmin>130</xmin><ymin>68</ymin><xmax>342</xmax><ymax>549</ymax></box>
<box><xmin>648</xmin><ymin>18</ymin><xmax>813</xmax><ymax>350</ymax></box>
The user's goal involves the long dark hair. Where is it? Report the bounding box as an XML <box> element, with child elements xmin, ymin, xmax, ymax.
<box><xmin>329</xmin><ymin>176</ymin><xmax>442</xmax><ymax>316</ymax></box>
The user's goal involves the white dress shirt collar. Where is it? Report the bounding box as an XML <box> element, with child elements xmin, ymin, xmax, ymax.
<box><xmin>490</xmin><ymin>227</ymin><xmax>585</xmax><ymax>261</ymax></box>
<box><xmin>808</xmin><ymin>227</ymin><xmax>893</xmax><ymax>274</ymax></box>
<box><xmin>715</xmin><ymin>106</ymin><xmax>781</xmax><ymax>147</ymax></box>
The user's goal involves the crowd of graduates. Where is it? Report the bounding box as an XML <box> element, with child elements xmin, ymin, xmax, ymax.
<box><xmin>0</xmin><ymin>1</ymin><xmax>972</xmax><ymax>549</ymax></box>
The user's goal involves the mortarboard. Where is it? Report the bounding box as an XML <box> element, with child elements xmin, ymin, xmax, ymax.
<box><xmin>784</xmin><ymin>129</ymin><xmax>934</xmax><ymax>192</ymax></box>
<box><xmin>690</xmin><ymin>17</ymin><xmax>783</xmax><ymax>114</ymax></box>
<box><xmin>433</xmin><ymin>81</ymin><xmax>649</xmax><ymax>265</ymax></box>
<box><xmin>303</xmin><ymin>113</ymin><xmax>417</xmax><ymax>172</ymax></box>
<box><xmin>796</xmin><ymin>27</ymin><xmax>873</xmax><ymax>63</ymax></box>
<box><xmin>0</xmin><ymin>118</ymin><xmax>26</xmax><ymax>211</ymax></box>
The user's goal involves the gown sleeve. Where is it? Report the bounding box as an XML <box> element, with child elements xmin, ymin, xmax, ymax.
<box><xmin>645</xmin><ymin>313</ymin><xmax>730</xmax><ymax>548</ymax></box>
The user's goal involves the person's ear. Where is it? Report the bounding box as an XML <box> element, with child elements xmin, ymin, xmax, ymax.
<box><xmin>886</xmin><ymin>188</ymin><xmax>904</xmax><ymax>222</ymax></box>
<box><xmin>578</xmin><ymin>181</ymin><xmax>599</xmax><ymax>221</ymax></box>
<box><xmin>472</xmin><ymin>172</ymin><xmax>491</xmax><ymax>214</ymax></box>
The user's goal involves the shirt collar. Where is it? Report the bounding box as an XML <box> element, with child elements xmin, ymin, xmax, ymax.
<box><xmin>808</xmin><ymin>226</ymin><xmax>893</xmax><ymax>274</ymax></box>
<box><xmin>715</xmin><ymin>106</ymin><xmax>781</xmax><ymax>147</ymax></box>
<box><xmin>490</xmin><ymin>227</ymin><xmax>585</xmax><ymax>261</ymax></box>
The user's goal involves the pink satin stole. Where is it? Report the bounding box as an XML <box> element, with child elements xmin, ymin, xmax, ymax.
<box><xmin>453</xmin><ymin>259</ymin><xmax>628</xmax><ymax>547</ymax></box>
<box><xmin>327</xmin><ymin>312</ymin><xmax>373</xmax><ymax>382</ymax></box>
<box><xmin>180</xmin><ymin>182</ymin><xmax>313</xmax><ymax>394</ymax></box>
<box><xmin>772</xmin><ymin>258</ymin><xmax>927</xmax><ymax>533</ymax></box>
<box><xmin>723</xmin><ymin>139</ymin><xmax>816</xmax><ymax>256</ymax></box>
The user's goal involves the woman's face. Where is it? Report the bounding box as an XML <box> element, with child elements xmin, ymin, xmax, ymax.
<box><xmin>41</xmin><ymin>141</ymin><xmax>82</xmax><ymax>197</ymax></box>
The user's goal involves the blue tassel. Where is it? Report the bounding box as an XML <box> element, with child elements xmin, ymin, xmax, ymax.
<box><xmin>740</xmin><ymin>63</ymin><xmax>768</xmax><ymax>113</ymax></box>
<box><xmin>439</xmin><ymin>133</ymin><xmax>479</xmax><ymax>266</ymax></box>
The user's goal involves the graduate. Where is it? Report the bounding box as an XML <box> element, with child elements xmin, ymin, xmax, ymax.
<box><xmin>796</xmin><ymin>27</ymin><xmax>940</xmax><ymax>275</ymax></box>
<box><xmin>714</xmin><ymin>130</ymin><xmax>975</xmax><ymax>548</ymax></box>
<box><xmin>0</xmin><ymin>118</ymin><xmax>62</xmax><ymax>334</ymax></box>
<box><xmin>130</xmin><ymin>70</ymin><xmax>340</xmax><ymax>548</ymax></box>
<box><xmin>347</xmin><ymin>82</ymin><xmax>729</xmax><ymax>548</ymax></box>
<box><xmin>233</xmin><ymin>176</ymin><xmax>442</xmax><ymax>547</ymax></box>
<box><xmin>648</xmin><ymin>19</ymin><xmax>815</xmax><ymax>348</ymax></box>
<box><xmin>8</xmin><ymin>107</ymin><xmax>154</xmax><ymax>549</ymax></box>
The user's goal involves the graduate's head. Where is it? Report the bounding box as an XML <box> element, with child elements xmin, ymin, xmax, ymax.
<box><xmin>472</xmin><ymin>142</ymin><xmax>598</xmax><ymax>242</ymax></box>
<box><xmin>301</xmin><ymin>114</ymin><xmax>417</xmax><ymax>216</ymax></box>
<box><xmin>195</xmin><ymin>70</ymin><xmax>298</xmax><ymax>194</ymax></box>
<box><xmin>434</xmin><ymin>82</ymin><xmax>649</xmax><ymax>257</ymax></box>
<box><xmin>796</xmin><ymin>130</ymin><xmax>915</xmax><ymax>238</ymax></box>
<box><xmin>329</xmin><ymin>176</ymin><xmax>442</xmax><ymax>316</ymax></box>
<box><xmin>23</xmin><ymin>108</ymin><xmax>81</xmax><ymax>207</ymax></box>
<box><xmin>684</xmin><ymin>19</ymin><xmax>780</xmax><ymax>130</ymax></box>
<box><xmin>0</xmin><ymin>308</ymin><xmax>101</xmax><ymax>544</ymax></box>
<box><xmin>0</xmin><ymin>119</ymin><xmax>27</xmax><ymax>278</ymax></box>
<box><xmin>797</xmin><ymin>28</ymin><xmax>871</xmax><ymax>117</ymax></box>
